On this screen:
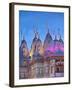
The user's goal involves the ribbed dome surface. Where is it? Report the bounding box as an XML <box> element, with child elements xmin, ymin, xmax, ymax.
<box><xmin>44</xmin><ymin>32</ymin><xmax>52</xmax><ymax>44</ymax></box>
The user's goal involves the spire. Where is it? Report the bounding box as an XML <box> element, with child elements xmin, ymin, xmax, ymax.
<box><xmin>35</xmin><ymin>31</ymin><xmax>39</xmax><ymax>39</ymax></box>
<box><xmin>59</xmin><ymin>35</ymin><xmax>61</xmax><ymax>40</ymax></box>
<box><xmin>55</xmin><ymin>35</ymin><xmax>57</xmax><ymax>40</ymax></box>
<box><xmin>33</xmin><ymin>25</ymin><xmax>39</xmax><ymax>39</ymax></box>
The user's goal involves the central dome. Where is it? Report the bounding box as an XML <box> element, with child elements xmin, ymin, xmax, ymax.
<box><xmin>30</xmin><ymin>31</ymin><xmax>43</xmax><ymax>57</ymax></box>
<box><xmin>32</xmin><ymin>36</ymin><xmax>42</xmax><ymax>44</ymax></box>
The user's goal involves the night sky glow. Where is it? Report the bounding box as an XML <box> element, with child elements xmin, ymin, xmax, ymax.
<box><xmin>19</xmin><ymin>10</ymin><xmax>64</xmax><ymax>51</ymax></box>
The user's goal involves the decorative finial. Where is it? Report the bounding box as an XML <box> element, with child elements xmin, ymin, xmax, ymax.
<box><xmin>33</xmin><ymin>25</ymin><xmax>36</xmax><ymax>34</ymax></box>
<box><xmin>35</xmin><ymin>31</ymin><xmax>39</xmax><ymax>39</ymax></box>
<box><xmin>33</xmin><ymin>25</ymin><xmax>39</xmax><ymax>39</ymax></box>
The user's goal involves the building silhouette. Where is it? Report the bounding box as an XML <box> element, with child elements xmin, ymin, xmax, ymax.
<box><xmin>19</xmin><ymin>29</ymin><xmax>64</xmax><ymax>79</ymax></box>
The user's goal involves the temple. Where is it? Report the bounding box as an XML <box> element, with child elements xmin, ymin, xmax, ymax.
<box><xmin>19</xmin><ymin>29</ymin><xmax>64</xmax><ymax>79</ymax></box>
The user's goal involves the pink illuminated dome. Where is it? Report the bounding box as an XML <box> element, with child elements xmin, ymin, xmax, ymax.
<box><xmin>44</xmin><ymin>31</ymin><xmax>64</xmax><ymax>56</ymax></box>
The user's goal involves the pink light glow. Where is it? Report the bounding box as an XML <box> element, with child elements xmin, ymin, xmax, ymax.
<box><xmin>45</xmin><ymin>44</ymin><xmax>64</xmax><ymax>53</ymax></box>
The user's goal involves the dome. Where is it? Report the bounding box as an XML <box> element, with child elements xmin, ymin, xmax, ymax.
<box><xmin>32</xmin><ymin>37</ymin><xmax>37</xmax><ymax>43</ymax></box>
<box><xmin>21</xmin><ymin>40</ymin><xmax>27</xmax><ymax>46</ymax></box>
<box><xmin>37</xmin><ymin>38</ymin><xmax>42</xmax><ymax>43</ymax></box>
<box><xmin>30</xmin><ymin>31</ymin><xmax>43</xmax><ymax>57</ymax></box>
<box><xmin>44</xmin><ymin>31</ymin><xmax>53</xmax><ymax>51</ymax></box>
<box><xmin>31</xmin><ymin>31</ymin><xmax>42</xmax><ymax>46</ymax></box>
<box><xmin>53</xmin><ymin>35</ymin><xmax>64</xmax><ymax>52</ymax></box>
<box><xmin>44</xmin><ymin>31</ymin><xmax>52</xmax><ymax>44</ymax></box>
<box><xmin>44</xmin><ymin>35</ymin><xmax>64</xmax><ymax>54</ymax></box>
<box><xmin>20</xmin><ymin>39</ymin><xmax>28</xmax><ymax>50</ymax></box>
<box><xmin>32</xmin><ymin>37</ymin><xmax>42</xmax><ymax>44</ymax></box>
<box><xmin>20</xmin><ymin>38</ymin><xmax>29</xmax><ymax>59</ymax></box>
